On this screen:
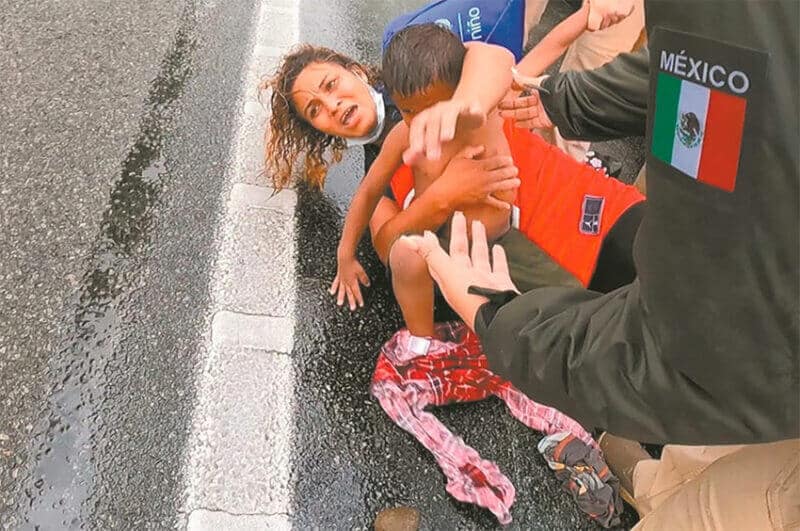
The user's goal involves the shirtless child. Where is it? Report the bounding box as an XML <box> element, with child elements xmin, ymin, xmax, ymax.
<box><xmin>335</xmin><ymin>9</ymin><xmax>592</xmax><ymax>342</ymax></box>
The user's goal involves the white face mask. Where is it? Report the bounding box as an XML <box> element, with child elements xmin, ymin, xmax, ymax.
<box><xmin>345</xmin><ymin>83</ymin><xmax>386</xmax><ymax>147</ymax></box>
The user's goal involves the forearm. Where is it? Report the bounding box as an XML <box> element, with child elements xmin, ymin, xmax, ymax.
<box><xmin>372</xmin><ymin>188</ymin><xmax>452</xmax><ymax>263</ymax></box>
<box><xmin>456</xmin><ymin>42</ymin><xmax>515</xmax><ymax>113</ymax></box>
<box><xmin>339</xmin><ymin>187</ymin><xmax>384</xmax><ymax>259</ymax></box>
<box><xmin>516</xmin><ymin>4</ymin><xmax>589</xmax><ymax>77</ymax></box>
<box><xmin>473</xmin><ymin>281</ymin><xmax>778</xmax><ymax>445</ymax></box>
<box><xmin>373</xmin><ymin>146</ymin><xmax>520</xmax><ymax>262</ymax></box>
<box><xmin>539</xmin><ymin>47</ymin><xmax>649</xmax><ymax>140</ymax></box>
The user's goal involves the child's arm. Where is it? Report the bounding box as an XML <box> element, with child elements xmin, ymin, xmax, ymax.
<box><xmin>331</xmin><ymin>122</ymin><xmax>408</xmax><ymax>310</ymax></box>
<box><xmin>404</xmin><ymin>41</ymin><xmax>514</xmax><ymax>164</ymax></box>
<box><xmin>456</xmin><ymin>41</ymin><xmax>515</xmax><ymax>118</ymax></box>
<box><xmin>515</xmin><ymin>2</ymin><xmax>591</xmax><ymax>78</ymax></box>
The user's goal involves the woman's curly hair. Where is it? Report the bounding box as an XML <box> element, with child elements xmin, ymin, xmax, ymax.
<box><xmin>261</xmin><ymin>45</ymin><xmax>380</xmax><ymax>190</ymax></box>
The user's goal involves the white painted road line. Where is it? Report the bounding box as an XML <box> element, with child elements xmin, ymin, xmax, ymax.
<box><xmin>187</xmin><ymin>509</ymin><xmax>292</xmax><ymax>531</ymax></box>
<box><xmin>211</xmin><ymin>311</ymin><xmax>294</xmax><ymax>353</ymax></box>
<box><xmin>214</xmin><ymin>207</ymin><xmax>295</xmax><ymax>317</ymax></box>
<box><xmin>182</xmin><ymin>0</ymin><xmax>298</xmax><ymax>527</ymax></box>
<box><xmin>184</xmin><ymin>345</ymin><xmax>294</xmax><ymax>517</ymax></box>
<box><xmin>229</xmin><ymin>183</ymin><xmax>297</xmax><ymax>212</ymax></box>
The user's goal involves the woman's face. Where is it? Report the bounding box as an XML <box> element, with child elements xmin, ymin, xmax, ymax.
<box><xmin>290</xmin><ymin>62</ymin><xmax>378</xmax><ymax>139</ymax></box>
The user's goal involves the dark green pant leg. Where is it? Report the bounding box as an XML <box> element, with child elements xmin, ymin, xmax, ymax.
<box><xmin>495</xmin><ymin>228</ymin><xmax>581</xmax><ymax>292</ymax></box>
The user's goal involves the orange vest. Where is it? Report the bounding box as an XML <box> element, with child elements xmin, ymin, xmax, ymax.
<box><xmin>389</xmin><ymin>121</ymin><xmax>645</xmax><ymax>286</ymax></box>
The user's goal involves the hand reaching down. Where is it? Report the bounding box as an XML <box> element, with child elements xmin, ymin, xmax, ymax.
<box><xmin>499</xmin><ymin>89</ymin><xmax>554</xmax><ymax>131</ymax></box>
<box><xmin>330</xmin><ymin>255</ymin><xmax>370</xmax><ymax>311</ymax></box>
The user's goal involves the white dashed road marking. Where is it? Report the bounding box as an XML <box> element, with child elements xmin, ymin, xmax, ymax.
<box><xmin>182</xmin><ymin>1</ymin><xmax>299</xmax><ymax>528</ymax></box>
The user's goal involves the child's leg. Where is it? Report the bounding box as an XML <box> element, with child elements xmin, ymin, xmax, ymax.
<box><xmin>369</xmin><ymin>197</ymin><xmax>401</xmax><ymax>265</ymax></box>
<box><xmin>388</xmin><ymin>237</ymin><xmax>435</xmax><ymax>337</ymax></box>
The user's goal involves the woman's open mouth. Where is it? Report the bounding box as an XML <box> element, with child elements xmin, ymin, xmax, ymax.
<box><xmin>341</xmin><ymin>104</ymin><xmax>357</xmax><ymax>127</ymax></box>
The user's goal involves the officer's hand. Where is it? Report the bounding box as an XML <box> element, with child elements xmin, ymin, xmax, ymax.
<box><xmin>498</xmin><ymin>90</ymin><xmax>554</xmax><ymax>130</ymax></box>
<box><xmin>401</xmin><ymin>212</ymin><xmax>519</xmax><ymax>330</ymax></box>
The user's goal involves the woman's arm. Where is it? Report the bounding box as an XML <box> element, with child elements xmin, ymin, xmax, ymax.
<box><xmin>372</xmin><ymin>146</ymin><xmax>519</xmax><ymax>263</ymax></box>
<box><xmin>337</xmin><ymin>123</ymin><xmax>407</xmax><ymax>260</ymax></box>
<box><xmin>331</xmin><ymin>123</ymin><xmax>407</xmax><ymax>310</ymax></box>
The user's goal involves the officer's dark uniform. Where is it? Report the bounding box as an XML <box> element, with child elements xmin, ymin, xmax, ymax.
<box><xmin>476</xmin><ymin>0</ymin><xmax>799</xmax><ymax>444</ymax></box>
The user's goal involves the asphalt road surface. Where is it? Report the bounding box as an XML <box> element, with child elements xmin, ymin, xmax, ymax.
<box><xmin>2</xmin><ymin>0</ymin><xmax>260</xmax><ymax>526</ymax></box>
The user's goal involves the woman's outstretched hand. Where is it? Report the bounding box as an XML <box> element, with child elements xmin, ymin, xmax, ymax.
<box><xmin>401</xmin><ymin>212</ymin><xmax>519</xmax><ymax>330</ymax></box>
<box><xmin>330</xmin><ymin>255</ymin><xmax>370</xmax><ymax>311</ymax></box>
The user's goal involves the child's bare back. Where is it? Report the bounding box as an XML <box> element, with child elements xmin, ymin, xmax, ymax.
<box><xmin>411</xmin><ymin>111</ymin><xmax>514</xmax><ymax>241</ymax></box>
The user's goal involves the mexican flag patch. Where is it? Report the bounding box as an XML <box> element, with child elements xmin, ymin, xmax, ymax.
<box><xmin>652</xmin><ymin>73</ymin><xmax>746</xmax><ymax>192</ymax></box>
<box><xmin>650</xmin><ymin>29</ymin><xmax>766</xmax><ymax>194</ymax></box>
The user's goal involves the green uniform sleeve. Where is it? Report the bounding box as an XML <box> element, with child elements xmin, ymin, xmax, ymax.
<box><xmin>540</xmin><ymin>47</ymin><xmax>649</xmax><ymax>141</ymax></box>
<box><xmin>473</xmin><ymin>281</ymin><xmax>780</xmax><ymax>445</ymax></box>
<box><xmin>474</xmin><ymin>0</ymin><xmax>800</xmax><ymax>446</ymax></box>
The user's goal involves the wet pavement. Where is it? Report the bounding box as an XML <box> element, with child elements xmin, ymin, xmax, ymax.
<box><xmin>2</xmin><ymin>0</ymin><xmax>260</xmax><ymax>527</ymax></box>
<box><xmin>1</xmin><ymin>0</ymin><xmax>184</xmax><ymax>520</ymax></box>
<box><xmin>1</xmin><ymin>0</ymin><xmax>644</xmax><ymax>528</ymax></box>
<box><xmin>293</xmin><ymin>188</ymin><xmax>625</xmax><ymax>530</ymax></box>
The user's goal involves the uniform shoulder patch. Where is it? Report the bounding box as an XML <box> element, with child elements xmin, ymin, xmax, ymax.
<box><xmin>650</xmin><ymin>28</ymin><xmax>767</xmax><ymax>193</ymax></box>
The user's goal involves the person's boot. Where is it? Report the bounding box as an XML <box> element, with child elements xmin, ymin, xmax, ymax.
<box><xmin>598</xmin><ymin>432</ymin><xmax>650</xmax><ymax>516</ymax></box>
<box><xmin>373</xmin><ymin>507</ymin><xmax>419</xmax><ymax>531</ymax></box>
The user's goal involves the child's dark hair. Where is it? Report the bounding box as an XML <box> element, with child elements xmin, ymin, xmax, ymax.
<box><xmin>260</xmin><ymin>44</ymin><xmax>379</xmax><ymax>190</ymax></box>
<box><xmin>382</xmin><ymin>23</ymin><xmax>466</xmax><ymax>98</ymax></box>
